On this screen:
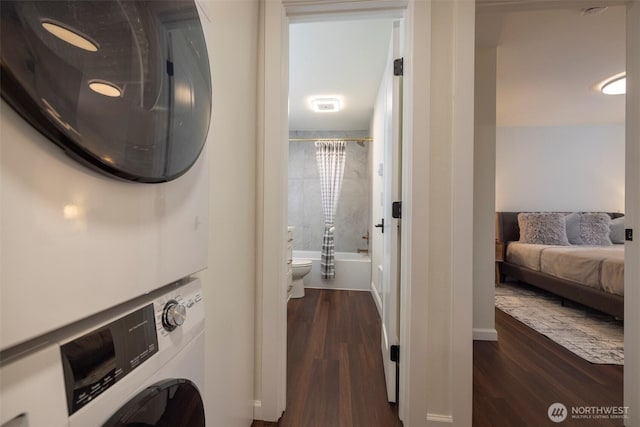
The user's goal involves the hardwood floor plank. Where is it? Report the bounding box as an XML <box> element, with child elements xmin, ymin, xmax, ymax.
<box><xmin>255</xmin><ymin>294</ymin><xmax>623</xmax><ymax>427</ymax></box>
<box><xmin>254</xmin><ymin>289</ymin><xmax>402</xmax><ymax>427</ymax></box>
<box><xmin>338</xmin><ymin>343</ymin><xmax>354</xmax><ymax>427</ymax></box>
<box><xmin>473</xmin><ymin>308</ymin><xmax>624</xmax><ymax>427</ymax></box>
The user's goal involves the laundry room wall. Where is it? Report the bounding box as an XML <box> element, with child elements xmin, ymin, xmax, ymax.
<box><xmin>194</xmin><ymin>1</ymin><xmax>259</xmax><ymax>426</ymax></box>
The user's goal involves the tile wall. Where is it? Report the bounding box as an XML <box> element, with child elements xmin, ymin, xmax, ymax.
<box><xmin>288</xmin><ymin>130</ymin><xmax>370</xmax><ymax>252</ymax></box>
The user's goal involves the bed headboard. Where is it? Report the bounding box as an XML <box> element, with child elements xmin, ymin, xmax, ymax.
<box><xmin>495</xmin><ymin>212</ymin><xmax>624</xmax><ymax>243</ymax></box>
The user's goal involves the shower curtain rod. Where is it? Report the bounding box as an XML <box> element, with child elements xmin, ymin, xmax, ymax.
<box><xmin>288</xmin><ymin>137</ymin><xmax>372</xmax><ymax>142</ymax></box>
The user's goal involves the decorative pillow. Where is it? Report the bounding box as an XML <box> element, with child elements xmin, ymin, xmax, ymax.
<box><xmin>564</xmin><ymin>212</ymin><xmax>583</xmax><ymax>245</ymax></box>
<box><xmin>610</xmin><ymin>216</ymin><xmax>625</xmax><ymax>244</ymax></box>
<box><xmin>518</xmin><ymin>212</ymin><xmax>570</xmax><ymax>245</ymax></box>
<box><xmin>580</xmin><ymin>213</ymin><xmax>612</xmax><ymax>246</ymax></box>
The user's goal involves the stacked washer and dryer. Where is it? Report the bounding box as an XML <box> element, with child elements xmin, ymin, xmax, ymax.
<box><xmin>0</xmin><ymin>1</ymin><xmax>212</xmax><ymax>426</ymax></box>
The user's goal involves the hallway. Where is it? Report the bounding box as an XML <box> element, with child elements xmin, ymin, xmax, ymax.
<box><xmin>253</xmin><ymin>289</ymin><xmax>402</xmax><ymax>427</ymax></box>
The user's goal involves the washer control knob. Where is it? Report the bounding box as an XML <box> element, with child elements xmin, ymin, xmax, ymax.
<box><xmin>162</xmin><ymin>300</ymin><xmax>186</xmax><ymax>331</ymax></box>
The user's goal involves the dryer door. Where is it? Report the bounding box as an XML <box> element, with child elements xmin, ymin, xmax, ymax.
<box><xmin>102</xmin><ymin>379</ymin><xmax>204</xmax><ymax>427</ymax></box>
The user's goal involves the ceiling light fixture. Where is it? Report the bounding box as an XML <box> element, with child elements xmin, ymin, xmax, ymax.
<box><xmin>310</xmin><ymin>97</ymin><xmax>342</xmax><ymax>113</ymax></box>
<box><xmin>582</xmin><ymin>6</ymin><xmax>608</xmax><ymax>16</ymax></box>
<box><xmin>41</xmin><ymin>21</ymin><xmax>99</xmax><ymax>52</ymax></box>
<box><xmin>600</xmin><ymin>73</ymin><xmax>626</xmax><ymax>95</ymax></box>
<box><xmin>89</xmin><ymin>81</ymin><xmax>122</xmax><ymax>97</ymax></box>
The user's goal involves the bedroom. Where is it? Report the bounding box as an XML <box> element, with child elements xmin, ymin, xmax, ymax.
<box><xmin>474</xmin><ymin>2</ymin><xmax>628</xmax><ymax>425</ymax></box>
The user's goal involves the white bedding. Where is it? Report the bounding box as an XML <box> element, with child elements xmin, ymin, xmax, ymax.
<box><xmin>506</xmin><ymin>242</ymin><xmax>624</xmax><ymax>296</ymax></box>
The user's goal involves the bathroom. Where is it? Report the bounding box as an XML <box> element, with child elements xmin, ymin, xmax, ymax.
<box><xmin>287</xmin><ymin>19</ymin><xmax>395</xmax><ymax>300</ymax></box>
<box><xmin>288</xmin><ymin>131</ymin><xmax>372</xmax><ymax>293</ymax></box>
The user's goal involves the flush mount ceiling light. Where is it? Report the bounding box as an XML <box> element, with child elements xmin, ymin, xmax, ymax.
<box><xmin>582</xmin><ymin>6</ymin><xmax>608</xmax><ymax>16</ymax></box>
<box><xmin>89</xmin><ymin>80</ymin><xmax>122</xmax><ymax>97</ymax></box>
<box><xmin>41</xmin><ymin>20</ymin><xmax>99</xmax><ymax>52</ymax></box>
<box><xmin>600</xmin><ymin>73</ymin><xmax>626</xmax><ymax>95</ymax></box>
<box><xmin>310</xmin><ymin>97</ymin><xmax>342</xmax><ymax>113</ymax></box>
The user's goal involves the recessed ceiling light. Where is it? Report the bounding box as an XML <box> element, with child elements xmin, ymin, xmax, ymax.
<box><xmin>89</xmin><ymin>81</ymin><xmax>122</xmax><ymax>97</ymax></box>
<box><xmin>601</xmin><ymin>74</ymin><xmax>626</xmax><ymax>95</ymax></box>
<box><xmin>41</xmin><ymin>21</ymin><xmax>99</xmax><ymax>52</ymax></box>
<box><xmin>310</xmin><ymin>97</ymin><xmax>342</xmax><ymax>113</ymax></box>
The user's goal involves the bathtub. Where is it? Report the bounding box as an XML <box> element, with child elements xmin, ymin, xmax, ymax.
<box><xmin>292</xmin><ymin>250</ymin><xmax>372</xmax><ymax>291</ymax></box>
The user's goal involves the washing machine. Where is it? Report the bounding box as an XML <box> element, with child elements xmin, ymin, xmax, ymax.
<box><xmin>0</xmin><ymin>278</ymin><xmax>205</xmax><ymax>427</ymax></box>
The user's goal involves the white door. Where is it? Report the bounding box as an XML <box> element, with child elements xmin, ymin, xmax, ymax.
<box><xmin>381</xmin><ymin>20</ymin><xmax>403</xmax><ymax>403</ymax></box>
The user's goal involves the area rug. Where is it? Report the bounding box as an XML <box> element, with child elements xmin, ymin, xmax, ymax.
<box><xmin>495</xmin><ymin>281</ymin><xmax>624</xmax><ymax>365</ymax></box>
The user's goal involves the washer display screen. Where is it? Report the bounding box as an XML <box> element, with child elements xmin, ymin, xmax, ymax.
<box><xmin>60</xmin><ymin>304</ymin><xmax>158</xmax><ymax>415</ymax></box>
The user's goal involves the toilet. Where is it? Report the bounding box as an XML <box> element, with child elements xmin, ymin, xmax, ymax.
<box><xmin>291</xmin><ymin>259</ymin><xmax>312</xmax><ymax>298</ymax></box>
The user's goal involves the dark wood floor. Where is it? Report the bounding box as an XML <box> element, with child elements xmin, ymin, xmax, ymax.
<box><xmin>474</xmin><ymin>308</ymin><xmax>624</xmax><ymax>426</ymax></box>
<box><xmin>252</xmin><ymin>289</ymin><xmax>402</xmax><ymax>427</ymax></box>
<box><xmin>254</xmin><ymin>291</ymin><xmax>623</xmax><ymax>427</ymax></box>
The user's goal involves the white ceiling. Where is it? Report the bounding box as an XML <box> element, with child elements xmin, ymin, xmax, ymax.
<box><xmin>493</xmin><ymin>5</ymin><xmax>626</xmax><ymax>126</ymax></box>
<box><xmin>289</xmin><ymin>19</ymin><xmax>393</xmax><ymax>131</ymax></box>
<box><xmin>288</xmin><ymin>4</ymin><xmax>626</xmax><ymax>132</ymax></box>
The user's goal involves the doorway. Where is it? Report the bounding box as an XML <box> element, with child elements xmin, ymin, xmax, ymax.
<box><xmin>285</xmin><ymin>15</ymin><xmax>403</xmax><ymax>420</ymax></box>
<box><xmin>473</xmin><ymin>2</ymin><xmax>639</xmax><ymax>425</ymax></box>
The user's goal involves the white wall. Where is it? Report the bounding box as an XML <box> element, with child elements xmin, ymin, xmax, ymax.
<box><xmin>496</xmin><ymin>125</ymin><xmax>625</xmax><ymax>212</ymax></box>
<box><xmin>196</xmin><ymin>1</ymin><xmax>259</xmax><ymax>426</ymax></box>
<box><xmin>400</xmin><ymin>0</ymin><xmax>475</xmax><ymax>424</ymax></box>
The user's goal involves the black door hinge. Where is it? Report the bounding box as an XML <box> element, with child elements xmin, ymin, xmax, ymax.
<box><xmin>392</xmin><ymin>201</ymin><xmax>402</xmax><ymax>219</ymax></box>
<box><xmin>394</xmin><ymin>58</ymin><xmax>404</xmax><ymax>76</ymax></box>
<box><xmin>390</xmin><ymin>345</ymin><xmax>400</xmax><ymax>363</ymax></box>
<box><xmin>626</xmin><ymin>228</ymin><xmax>633</xmax><ymax>241</ymax></box>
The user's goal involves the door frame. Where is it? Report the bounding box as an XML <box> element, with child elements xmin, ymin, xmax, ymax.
<box><xmin>257</xmin><ymin>1</ymin><xmax>476</xmax><ymax>425</ymax></box>
<box><xmin>625</xmin><ymin>3</ymin><xmax>640</xmax><ymax>424</ymax></box>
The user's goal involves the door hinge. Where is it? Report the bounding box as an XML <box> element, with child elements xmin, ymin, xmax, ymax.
<box><xmin>393</xmin><ymin>58</ymin><xmax>404</xmax><ymax>76</ymax></box>
<box><xmin>626</xmin><ymin>228</ymin><xmax>633</xmax><ymax>241</ymax></box>
<box><xmin>390</xmin><ymin>345</ymin><xmax>400</xmax><ymax>363</ymax></box>
<box><xmin>392</xmin><ymin>201</ymin><xmax>402</xmax><ymax>219</ymax></box>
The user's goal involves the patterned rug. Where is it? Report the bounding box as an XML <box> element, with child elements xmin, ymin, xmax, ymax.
<box><xmin>495</xmin><ymin>281</ymin><xmax>624</xmax><ymax>365</ymax></box>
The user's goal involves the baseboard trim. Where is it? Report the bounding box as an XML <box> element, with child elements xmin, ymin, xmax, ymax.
<box><xmin>426</xmin><ymin>413</ymin><xmax>453</xmax><ymax>424</ymax></box>
<box><xmin>253</xmin><ymin>400</ymin><xmax>262</xmax><ymax>420</ymax></box>
<box><xmin>473</xmin><ymin>328</ymin><xmax>498</xmax><ymax>341</ymax></box>
<box><xmin>371</xmin><ymin>281</ymin><xmax>383</xmax><ymax>318</ymax></box>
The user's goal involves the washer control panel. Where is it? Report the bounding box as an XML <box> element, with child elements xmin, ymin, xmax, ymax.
<box><xmin>153</xmin><ymin>279</ymin><xmax>204</xmax><ymax>339</ymax></box>
<box><xmin>162</xmin><ymin>300</ymin><xmax>187</xmax><ymax>331</ymax></box>
<box><xmin>59</xmin><ymin>278</ymin><xmax>204</xmax><ymax>417</ymax></box>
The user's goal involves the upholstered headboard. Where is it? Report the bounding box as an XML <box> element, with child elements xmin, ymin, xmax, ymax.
<box><xmin>495</xmin><ymin>212</ymin><xmax>624</xmax><ymax>243</ymax></box>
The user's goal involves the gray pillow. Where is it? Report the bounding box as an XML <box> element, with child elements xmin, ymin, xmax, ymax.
<box><xmin>610</xmin><ymin>216</ymin><xmax>625</xmax><ymax>244</ymax></box>
<box><xmin>564</xmin><ymin>212</ymin><xmax>583</xmax><ymax>245</ymax></box>
<box><xmin>518</xmin><ymin>212</ymin><xmax>570</xmax><ymax>245</ymax></box>
<box><xmin>580</xmin><ymin>213</ymin><xmax>612</xmax><ymax>246</ymax></box>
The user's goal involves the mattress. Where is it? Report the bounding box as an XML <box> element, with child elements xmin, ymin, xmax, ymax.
<box><xmin>506</xmin><ymin>242</ymin><xmax>624</xmax><ymax>296</ymax></box>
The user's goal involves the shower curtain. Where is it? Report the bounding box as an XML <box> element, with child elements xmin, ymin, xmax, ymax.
<box><xmin>315</xmin><ymin>140</ymin><xmax>346</xmax><ymax>279</ymax></box>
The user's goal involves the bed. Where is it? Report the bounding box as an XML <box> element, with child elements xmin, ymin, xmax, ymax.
<box><xmin>496</xmin><ymin>212</ymin><xmax>625</xmax><ymax>318</ymax></box>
